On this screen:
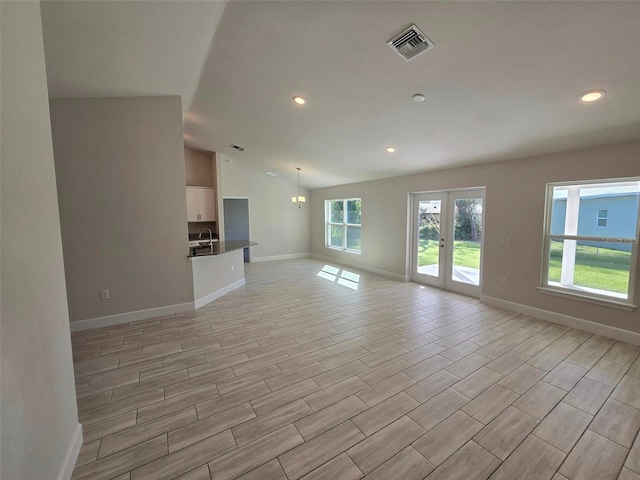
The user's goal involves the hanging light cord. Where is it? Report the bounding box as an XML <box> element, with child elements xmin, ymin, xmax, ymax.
<box><xmin>296</xmin><ymin>167</ymin><xmax>301</xmax><ymax>208</ymax></box>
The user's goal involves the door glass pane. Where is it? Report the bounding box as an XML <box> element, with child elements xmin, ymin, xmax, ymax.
<box><xmin>417</xmin><ymin>200</ymin><xmax>441</xmax><ymax>277</ymax></box>
<box><xmin>451</xmin><ymin>198</ymin><xmax>483</xmax><ymax>285</ymax></box>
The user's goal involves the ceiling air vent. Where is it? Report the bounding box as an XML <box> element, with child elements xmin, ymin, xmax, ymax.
<box><xmin>387</xmin><ymin>24</ymin><xmax>435</xmax><ymax>62</ymax></box>
<box><xmin>231</xmin><ymin>144</ymin><xmax>245</xmax><ymax>152</ymax></box>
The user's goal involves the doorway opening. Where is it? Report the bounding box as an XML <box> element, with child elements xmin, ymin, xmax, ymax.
<box><xmin>223</xmin><ymin>197</ymin><xmax>251</xmax><ymax>262</ymax></box>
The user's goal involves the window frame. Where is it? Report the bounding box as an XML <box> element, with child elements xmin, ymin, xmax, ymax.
<box><xmin>325</xmin><ymin>198</ymin><xmax>362</xmax><ymax>254</ymax></box>
<box><xmin>597</xmin><ymin>209</ymin><xmax>608</xmax><ymax>228</ymax></box>
<box><xmin>539</xmin><ymin>177</ymin><xmax>640</xmax><ymax>310</ymax></box>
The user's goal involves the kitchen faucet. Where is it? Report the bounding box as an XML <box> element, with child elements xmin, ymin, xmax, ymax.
<box><xmin>199</xmin><ymin>228</ymin><xmax>213</xmax><ymax>245</ymax></box>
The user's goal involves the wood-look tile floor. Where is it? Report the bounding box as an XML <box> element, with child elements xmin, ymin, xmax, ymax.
<box><xmin>71</xmin><ymin>258</ymin><xmax>640</xmax><ymax>480</ymax></box>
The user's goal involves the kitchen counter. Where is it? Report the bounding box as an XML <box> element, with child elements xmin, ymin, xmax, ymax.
<box><xmin>188</xmin><ymin>240</ymin><xmax>256</xmax><ymax>259</ymax></box>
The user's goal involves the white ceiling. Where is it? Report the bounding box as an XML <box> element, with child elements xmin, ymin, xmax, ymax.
<box><xmin>40</xmin><ymin>0</ymin><xmax>226</xmax><ymax>116</ymax></box>
<box><xmin>41</xmin><ymin>1</ymin><xmax>640</xmax><ymax>189</ymax></box>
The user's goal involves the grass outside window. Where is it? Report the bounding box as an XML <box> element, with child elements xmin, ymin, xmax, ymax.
<box><xmin>419</xmin><ymin>239</ymin><xmax>631</xmax><ymax>295</ymax></box>
<box><xmin>547</xmin><ymin>241</ymin><xmax>631</xmax><ymax>295</ymax></box>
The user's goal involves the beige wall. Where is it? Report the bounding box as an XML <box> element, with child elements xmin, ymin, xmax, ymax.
<box><xmin>185</xmin><ymin>147</ymin><xmax>214</xmax><ymax>187</ymax></box>
<box><xmin>50</xmin><ymin>96</ymin><xmax>194</xmax><ymax>323</ymax></box>
<box><xmin>311</xmin><ymin>140</ymin><xmax>640</xmax><ymax>334</ymax></box>
<box><xmin>221</xmin><ymin>158</ymin><xmax>311</xmax><ymax>260</ymax></box>
<box><xmin>1</xmin><ymin>2</ymin><xmax>80</xmax><ymax>479</ymax></box>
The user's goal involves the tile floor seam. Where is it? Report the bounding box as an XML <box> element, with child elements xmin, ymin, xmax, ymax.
<box><xmin>554</xmin><ymin>420</ymin><xmax>625</xmax><ymax>476</ymax></box>
<box><xmin>86</xmin><ymin>433</ymin><xmax>170</xmax><ymax>480</ymax></box>
<box><xmin>579</xmin><ymin>369</ymin><xmax>638</xmax><ymax>456</ymax></box>
<box><xmin>286</xmin><ymin>440</ymin><xmax>359</xmax><ymax>479</ymax></box>
<box><xmin>585</xmin><ymin>426</ymin><xmax>636</xmax><ymax>451</ymax></box>
<box><xmin>561</xmin><ymin>382</ymin><xmax>615</xmax><ymax>417</ymax></box>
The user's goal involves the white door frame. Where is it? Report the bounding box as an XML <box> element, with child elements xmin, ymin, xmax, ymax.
<box><xmin>410</xmin><ymin>187</ymin><xmax>486</xmax><ymax>297</ymax></box>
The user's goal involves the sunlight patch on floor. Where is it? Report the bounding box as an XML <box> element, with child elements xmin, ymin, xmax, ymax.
<box><xmin>317</xmin><ymin>265</ymin><xmax>360</xmax><ymax>290</ymax></box>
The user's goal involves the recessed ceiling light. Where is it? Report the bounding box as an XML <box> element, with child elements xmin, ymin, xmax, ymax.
<box><xmin>386</xmin><ymin>147</ymin><xmax>396</xmax><ymax>153</ymax></box>
<box><xmin>579</xmin><ymin>89</ymin><xmax>606</xmax><ymax>103</ymax></box>
<box><xmin>293</xmin><ymin>96</ymin><xmax>306</xmax><ymax>105</ymax></box>
<box><xmin>265</xmin><ymin>171</ymin><xmax>278</xmax><ymax>177</ymax></box>
<box><xmin>413</xmin><ymin>93</ymin><xmax>426</xmax><ymax>102</ymax></box>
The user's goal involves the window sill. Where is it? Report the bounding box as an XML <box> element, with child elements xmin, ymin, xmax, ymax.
<box><xmin>537</xmin><ymin>286</ymin><xmax>636</xmax><ymax>311</ymax></box>
<box><xmin>325</xmin><ymin>246</ymin><xmax>361</xmax><ymax>255</ymax></box>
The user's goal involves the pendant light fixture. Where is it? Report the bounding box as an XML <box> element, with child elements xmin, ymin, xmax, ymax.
<box><xmin>292</xmin><ymin>167</ymin><xmax>306</xmax><ymax>208</ymax></box>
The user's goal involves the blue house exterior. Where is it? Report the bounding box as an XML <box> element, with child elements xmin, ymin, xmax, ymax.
<box><xmin>551</xmin><ymin>190</ymin><xmax>639</xmax><ymax>252</ymax></box>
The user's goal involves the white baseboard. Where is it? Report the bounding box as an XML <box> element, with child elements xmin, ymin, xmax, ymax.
<box><xmin>250</xmin><ymin>253</ymin><xmax>311</xmax><ymax>263</ymax></box>
<box><xmin>57</xmin><ymin>423</ymin><xmax>82</xmax><ymax>480</ymax></box>
<box><xmin>194</xmin><ymin>278</ymin><xmax>246</xmax><ymax>309</ymax></box>
<box><xmin>311</xmin><ymin>253</ymin><xmax>407</xmax><ymax>282</ymax></box>
<box><xmin>481</xmin><ymin>295</ymin><xmax>640</xmax><ymax>345</ymax></box>
<box><xmin>70</xmin><ymin>302</ymin><xmax>194</xmax><ymax>332</ymax></box>
<box><xmin>70</xmin><ymin>277</ymin><xmax>249</xmax><ymax>331</ymax></box>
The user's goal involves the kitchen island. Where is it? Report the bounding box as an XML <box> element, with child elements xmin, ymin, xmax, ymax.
<box><xmin>189</xmin><ymin>240</ymin><xmax>256</xmax><ymax>309</ymax></box>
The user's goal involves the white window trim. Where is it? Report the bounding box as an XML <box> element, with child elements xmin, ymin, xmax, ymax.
<box><xmin>537</xmin><ymin>286</ymin><xmax>635</xmax><ymax>311</ymax></box>
<box><xmin>540</xmin><ymin>178</ymin><xmax>640</xmax><ymax>309</ymax></box>
<box><xmin>325</xmin><ymin>198</ymin><xmax>361</xmax><ymax>254</ymax></box>
<box><xmin>597</xmin><ymin>209</ymin><xmax>608</xmax><ymax>228</ymax></box>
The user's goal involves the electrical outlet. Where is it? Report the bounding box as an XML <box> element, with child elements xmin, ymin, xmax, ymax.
<box><xmin>231</xmin><ymin>265</ymin><xmax>235</xmax><ymax>272</ymax></box>
<box><xmin>500</xmin><ymin>277</ymin><xmax>508</xmax><ymax>286</ymax></box>
<box><xmin>100</xmin><ymin>289</ymin><xmax>110</xmax><ymax>300</ymax></box>
<box><xmin>501</xmin><ymin>237</ymin><xmax>511</xmax><ymax>246</ymax></box>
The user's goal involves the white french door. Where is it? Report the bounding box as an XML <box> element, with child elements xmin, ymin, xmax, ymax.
<box><xmin>411</xmin><ymin>188</ymin><xmax>486</xmax><ymax>297</ymax></box>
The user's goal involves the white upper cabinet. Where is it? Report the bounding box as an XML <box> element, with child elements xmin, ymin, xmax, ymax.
<box><xmin>186</xmin><ymin>188</ymin><xmax>199</xmax><ymax>221</ymax></box>
<box><xmin>198</xmin><ymin>188</ymin><xmax>216</xmax><ymax>222</ymax></box>
<box><xmin>186</xmin><ymin>187</ymin><xmax>216</xmax><ymax>222</ymax></box>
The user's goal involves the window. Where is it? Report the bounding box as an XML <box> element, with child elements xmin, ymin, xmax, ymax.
<box><xmin>326</xmin><ymin>198</ymin><xmax>361</xmax><ymax>253</ymax></box>
<box><xmin>597</xmin><ymin>209</ymin><xmax>608</xmax><ymax>227</ymax></box>
<box><xmin>541</xmin><ymin>178</ymin><xmax>640</xmax><ymax>307</ymax></box>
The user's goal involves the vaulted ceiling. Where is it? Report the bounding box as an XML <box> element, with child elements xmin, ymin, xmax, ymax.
<box><xmin>41</xmin><ymin>1</ymin><xmax>640</xmax><ymax>188</ymax></box>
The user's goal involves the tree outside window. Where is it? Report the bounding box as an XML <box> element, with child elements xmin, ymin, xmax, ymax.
<box><xmin>326</xmin><ymin>199</ymin><xmax>361</xmax><ymax>253</ymax></box>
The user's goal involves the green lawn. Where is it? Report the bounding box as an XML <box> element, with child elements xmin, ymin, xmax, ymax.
<box><xmin>548</xmin><ymin>241</ymin><xmax>631</xmax><ymax>294</ymax></box>
<box><xmin>418</xmin><ymin>239</ymin><xmax>481</xmax><ymax>269</ymax></box>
